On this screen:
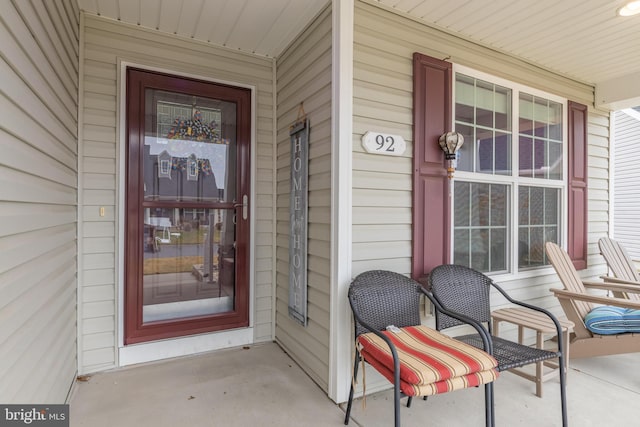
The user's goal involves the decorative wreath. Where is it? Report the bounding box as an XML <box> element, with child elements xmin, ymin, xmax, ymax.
<box><xmin>166</xmin><ymin>110</ymin><xmax>229</xmax><ymax>145</ymax></box>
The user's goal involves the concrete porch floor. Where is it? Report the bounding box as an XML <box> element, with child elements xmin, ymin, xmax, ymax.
<box><xmin>70</xmin><ymin>342</ymin><xmax>640</xmax><ymax>426</ymax></box>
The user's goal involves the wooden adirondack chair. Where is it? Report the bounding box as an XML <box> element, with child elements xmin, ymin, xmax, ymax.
<box><xmin>545</xmin><ymin>242</ymin><xmax>640</xmax><ymax>358</ymax></box>
<box><xmin>599</xmin><ymin>237</ymin><xmax>640</xmax><ymax>300</ymax></box>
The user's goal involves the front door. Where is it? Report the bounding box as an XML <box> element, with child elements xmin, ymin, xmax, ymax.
<box><xmin>124</xmin><ymin>68</ymin><xmax>251</xmax><ymax>344</ymax></box>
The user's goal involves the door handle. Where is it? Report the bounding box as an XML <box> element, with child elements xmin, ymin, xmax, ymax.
<box><xmin>233</xmin><ymin>194</ymin><xmax>248</xmax><ymax>220</ymax></box>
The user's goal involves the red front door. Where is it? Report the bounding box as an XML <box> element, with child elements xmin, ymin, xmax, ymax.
<box><xmin>124</xmin><ymin>68</ymin><xmax>251</xmax><ymax>344</ymax></box>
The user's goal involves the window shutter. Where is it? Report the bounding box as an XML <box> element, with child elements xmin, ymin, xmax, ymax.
<box><xmin>412</xmin><ymin>53</ymin><xmax>452</xmax><ymax>280</ymax></box>
<box><xmin>567</xmin><ymin>100</ymin><xmax>588</xmax><ymax>270</ymax></box>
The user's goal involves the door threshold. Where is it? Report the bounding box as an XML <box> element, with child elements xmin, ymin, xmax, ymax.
<box><xmin>119</xmin><ymin>327</ymin><xmax>253</xmax><ymax>367</ymax></box>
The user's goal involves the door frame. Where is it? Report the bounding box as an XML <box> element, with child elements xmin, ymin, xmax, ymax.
<box><xmin>116</xmin><ymin>61</ymin><xmax>256</xmax><ymax>364</ymax></box>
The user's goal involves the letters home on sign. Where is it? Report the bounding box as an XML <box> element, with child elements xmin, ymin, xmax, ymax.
<box><xmin>288</xmin><ymin>118</ymin><xmax>309</xmax><ymax>326</ymax></box>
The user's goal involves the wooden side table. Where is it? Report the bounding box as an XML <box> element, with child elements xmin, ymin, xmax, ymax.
<box><xmin>491</xmin><ymin>307</ymin><xmax>574</xmax><ymax>398</ymax></box>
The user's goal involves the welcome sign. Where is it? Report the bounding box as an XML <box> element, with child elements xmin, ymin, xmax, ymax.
<box><xmin>288</xmin><ymin>118</ymin><xmax>309</xmax><ymax>326</ymax></box>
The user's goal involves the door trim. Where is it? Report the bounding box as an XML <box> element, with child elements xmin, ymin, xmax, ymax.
<box><xmin>116</xmin><ymin>61</ymin><xmax>256</xmax><ymax>357</ymax></box>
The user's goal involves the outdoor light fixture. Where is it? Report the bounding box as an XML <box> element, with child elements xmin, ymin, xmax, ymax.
<box><xmin>618</xmin><ymin>1</ymin><xmax>640</xmax><ymax>16</ymax></box>
<box><xmin>438</xmin><ymin>131</ymin><xmax>464</xmax><ymax>179</ymax></box>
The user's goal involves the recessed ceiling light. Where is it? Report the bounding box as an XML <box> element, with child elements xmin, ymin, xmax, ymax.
<box><xmin>618</xmin><ymin>1</ymin><xmax>640</xmax><ymax>16</ymax></box>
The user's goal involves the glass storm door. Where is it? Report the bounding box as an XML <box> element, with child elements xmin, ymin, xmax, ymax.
<box><xmin>124</xmin><ymin>68</ymin><xmax>250</xmax><ymax>344</ymax></box>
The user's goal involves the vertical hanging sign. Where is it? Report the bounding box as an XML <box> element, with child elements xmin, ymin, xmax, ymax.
<box><xmin>288</xmin><ymin>110</ymin><xmax>309</xmax><ymax>326</ymax></box>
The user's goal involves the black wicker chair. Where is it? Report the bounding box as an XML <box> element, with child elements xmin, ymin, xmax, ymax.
<box><xmin>427</xmin><ymin>264</ymin><xmax>568</xmax><ymax>426</ymax></box>
<box><xmin>344</xmin><ymin>270</ymin><xmax>497</xmax><ymax>427</ymax></box>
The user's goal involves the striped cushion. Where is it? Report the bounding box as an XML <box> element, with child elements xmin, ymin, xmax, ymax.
<box><xmin>358</xmin><ymin>325</ymin><xmax>499</xmax><ymax>397</ymax></box>
<box><xmin>364</xmin><ymin>354</ymin><xmax>499</xmax><ymax>397</ymax></box>
<box><xmin>584</xmin><ymin>306</ymin><xmax>640</xmax><ymax>335</ymax></box>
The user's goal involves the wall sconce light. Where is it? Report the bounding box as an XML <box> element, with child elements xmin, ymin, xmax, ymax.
<box><xmin>438</xmin><ymin>131</ymin><xmax>464</xmax><ymax>179</ymax></box>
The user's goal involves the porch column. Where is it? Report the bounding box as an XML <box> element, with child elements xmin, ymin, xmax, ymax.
<box><xmin>329</xmin><ymin>0</ymin><xmax>354</xmax><ymax>404</ymax></box>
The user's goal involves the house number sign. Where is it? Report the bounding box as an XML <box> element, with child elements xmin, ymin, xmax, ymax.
<box><xmin>288</xmin><ymin>118</ymin><xmax>309</xmax><ymax>326</ymax></box>
<box><xmin>361</xmin><ymin>131</ymin><xmax>406</xmax><ymax>156</ymax></box>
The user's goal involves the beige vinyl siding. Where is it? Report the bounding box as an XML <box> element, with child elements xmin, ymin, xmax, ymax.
<box><xmin>275</xmin><ymin>5</ymin><xmax>332</xmax><ymax>391</ymax></box>
<box><xmin>0</xmin><ymin>0</ymin><xmax>79</xmax><ymax>403</ymax></box>
<box><xmin>612</xmin><ymin>110</ymin><xmax>640</xmax><ymax>258</ymax></box>
<box><xmin>79</xmin><ymin>15</ymin><xmax>275</xmax><ymax>374</ymax></box>
<box><xmin>352</xmin><ymin>1</ymin><xmax>608</xmax><ymax>319</ymax></box>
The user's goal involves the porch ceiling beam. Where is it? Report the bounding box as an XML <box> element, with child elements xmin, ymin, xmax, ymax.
<box><xmin>595</xmin><ymin>71</ymin><xmax>640</xmax><ymax>111</ymax></box>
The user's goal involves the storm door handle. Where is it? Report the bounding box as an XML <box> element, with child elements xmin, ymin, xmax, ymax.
<box><xmin>233</xmin><ymin>194</ymin><xmax>248</xmax><ymax>220</ymax></box>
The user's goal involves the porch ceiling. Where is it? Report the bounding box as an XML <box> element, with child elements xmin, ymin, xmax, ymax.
<box><xmin>76</xmin><ymin>0</ymin><xmax>330</xmax><ymax>58</ymax></box>
<box><xmin>376</xmin><ymin>0</ymin><xmax>640</xmax><ymax>86</ymax></box>
<box><xmin>77</xmin><ymin>0</ymin><xmax>640</xmax><ymax>106</ymax></box>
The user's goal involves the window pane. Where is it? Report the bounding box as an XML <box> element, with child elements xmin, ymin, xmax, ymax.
<box><xmin>545</xmin><ymin>226</ymin><xmax>558</xmax><ymax>246</ymax></box>
<box><xmin>519</xmin><ymin>93</ymin><xmax>563</xmax><ymax>180</ymax></box>
<box><xmin>518</xmin><ymin>186</ymin><xmax>560</xmax><ymax>269</ymax></box>
<box><xmin>491</xmin><ymin>185</ymin><xmax>507</xmax><ymax>226</ymax></box>
<box><xmin>495</xmin><ymin>85</ymin><xmax>511</xmax><ymax>131</ymax></box>
<box><xmin>455</xmin><ymin>181</ymin><xmax>470</xmax><ymax>226</ymax></box>
<box><xmin>454</xmin><ymin>181</ymin><xmax>509</xmax><ymax>273</ymax></box>
<box><xmin>519</xmin><ymin>187</ymin><xmax>529</xmax><ymax>225</ymax></box>
<box><xmin>544</xmin><ymin>225</ymin><xmax>559</xmax><ymax>264</ymax></box>
<box><xmin>495</xmin><ymin>132</ymin><xmax>511</xmax><ymax>175</ymax></box>
<box><xmin>476</xmin><ymin>80</ymin><xmax>494</xmax><ymax>128</ymax></box>
<box><xmin>549</xmin><ymin>101</ymin><xmax>563</xmax><ymax>141</ymax></box>
<box><xmin>548</xmin><ymin>142</ymin><xmax>563</xmax><ymax>180</ymax></box>
<box><xmin>456</xmin><ymin>124</ymin><xmax>474</xmax><ymax>172</ymax></box>
<box><xmin>477</xmin><ymin>128</ymin><xmax>494</xmax><ymax>174</ymax></box>
<box><xmin>457</xmin><ymin>104</ymin><xmax>474</xmax><ymax>124</ymax></box>
<box><xmin>519</xmin><ymin>93</ymin><xmax>534</xmax><ymax>135</ymax></box>
<box><xmin>519</xmin><ymin>136</ymin><xmax>533</xmax><ymax>177</ymax></box>
<box><xmin>455</xmin><ymin>74</ymin><xmax>475</xmax><ymax>124</ymax></box>
<box><xmin>454</xmin><ymin>229</ymin><xmax>470</xmax><ymax>267</ymax></box>
<box><xmin>534</xmin><ymin>138</ymin><xmax>545</xmax><ymax>177</ymax></box>
<box><xmin>534</xmin><ymin>98</ymin><xmax>548</xmax><ymax>138</ymax></box>
<box><xmin>529</xmin><ymin>227</ymin><xmax>545</xmax><ymax>266</ymax></box>
<box><xmin>544</xmin><ymin>188</ymin><xmax>559</xmax><ymax>223</ymax></box>
<box><xmin>455</xmin><ymin>74</ymin><xmax>512</xmax><ymax>176</ymax></box>
<box><xmin>490</xmin><ymin>228</ymin><xmax>507</xmax><ymax>271</ymax></box>
<box><xmin>518</xmin><ymin>227</ymin><xmax>529</xmax><ymax>266</ymax></box>
<box><xmin>471</xmin><ymin>183</ymin><xmax>490</xmax><ymax>226</ymax></box>
<box><xmin>530</xmin><ymin>187</ymin><xmax>544</xmax><ymax>225</ymax></box>
<box><xmin>471</xmin><ymin>229</ymin><xmax>489</xmax><ymax>272</ymax></box>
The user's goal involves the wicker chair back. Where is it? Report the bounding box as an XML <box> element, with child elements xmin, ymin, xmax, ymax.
<box><xmin>348</xmin><ymin>270</ymin><xmax>421</xmax><ymax>337</ymax></box>
<box><xmin>428</xmin><ymin>264</ymin><xmax>492</xmax><ymax>330</ymax></box>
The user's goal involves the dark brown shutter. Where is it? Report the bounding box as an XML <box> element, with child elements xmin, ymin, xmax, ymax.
<box><xmin>412</xmin><ymin>53</ymin><xmax>452</xmax><ymax>280</ymax></box>
<box><xmin>567</xmin><ymin>100</ymin><xmax>588</xmax><ymax>270</ymax></box>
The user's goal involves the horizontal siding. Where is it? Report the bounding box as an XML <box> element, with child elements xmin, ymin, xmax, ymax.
<box><xmin>612</xmin><ymin>110</ymin><xmax>640</xmax><ymax>258</ymax></box>
<box><xmin>275</xmin><ymin>5</ymin><xmax>332</xmax><ymax>392</ymax></box>
<box><xmin>352</xmin><ymin>2</ymin><xmax>608</xmax><ymax>334</ymax></box>
<box><xmin>78</xmin><ymin>15</ymin><xmax>275</xmax><ymax>374</ymax></box>
<box><xmin>0</xmin><ymin>0</ymin><xmax>78</xmax><ymax>403</ymax></box>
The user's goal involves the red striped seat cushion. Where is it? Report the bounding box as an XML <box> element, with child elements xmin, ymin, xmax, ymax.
<box><xmin>358</xmin><ymin>325</ymin><xmax>499</xmax><ymax>396</ymax></box>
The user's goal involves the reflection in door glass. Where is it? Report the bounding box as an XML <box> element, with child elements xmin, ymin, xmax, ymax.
<box><xmin>143</xmin><ymin>90</ymin><xmax>237</xmax><ymax>203</ymax></box>
<box><xmin>139</xmin><ymin>88</ymin><xmax>238</xmax><ymax>323</ymax></box>
<box><xmin>142</xmin><ymin>208</ymin><xmax>236</xmax><ymax>322</ymax></box>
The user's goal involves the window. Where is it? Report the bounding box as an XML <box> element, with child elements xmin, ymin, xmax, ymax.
<box><xmin>453</xmin><ymin>69</ymin><xmax>566</xmax><ymax>274</ymax></box>
<box><xmin>412</xmin><ymin>54</ymin><xmax>587</xmax><ymax>278</ymax></box>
